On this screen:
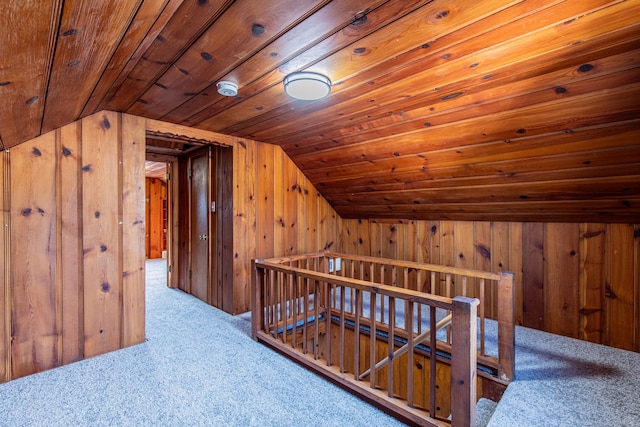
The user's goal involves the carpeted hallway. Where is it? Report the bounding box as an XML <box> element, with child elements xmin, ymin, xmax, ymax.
<box><xmin>0</xmin><ymin>259</ymin><xmax>405</xmax><ymax>426</ymax></box>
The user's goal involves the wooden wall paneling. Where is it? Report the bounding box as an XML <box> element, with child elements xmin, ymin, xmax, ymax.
<box><xmin>579</xmin><ymin>223</ymin><xmax>606</xmax><ymax>344</ymax></box>
<box><xmin>10</xmin><ymin>132</ymin><xmax>60</xmax><ymax>378</ymax></box>
<box><xmin>341</xmin><ymin>219</ymin><xmax>357</xmax><ymax>256</ymax></box>
<box><xmin>256</xmin><ymin>143</ymin><xmax>275</xmax><ymax>258</ymax></box>
<box><xmin>283</xmin><ymin>151</ymin><xmax>298</xmax><ymax>256</ymax></box>
<box><xmin>81</xmin><ymin>112</ymin><xmax>122</xmax><ymax>358</ymax></box>
<box><xmin>59</xmin><ymin>121</ymin><xmax>83</xmax><ymax>365</ymax></box>
<box><xmin>272</xmin><ymin>148</ymin><xmax>285</xmax><ymax>256</ymax></box>
<box><xmin>219</xmin><ymin>146</ymin><xmax>234</xmax><ymax>309</ymax></box>
<box><xmin>296</xmin><ymin>169</ymin><xmax>308</xmax><ymax>254</ymax></box>
<box><xmin>1</xmin><ymin>150</ymin><xmax>9</xmax><ymax>382</ymax></box>
<box><xmin>318</xmin><ymin>190</ymin><xmax>334</xmax><ymax>252</ymax></box>
<box><xmin>0</xmin><ymin>1</ymin><xmax>62</xmax><ymax>148</ymax></box>
<box><xmin>166</xmin><ymin>159</ymin><xmax>180</xmax><ymax>289</ymax></box>
<box><xmin>304</xmin><ymin>174</ymin><xmax>319</xmax><ymax>254</ymax></box>
<box><xmin>453</xmin><ymin>221</ymin><xmax>474</xmax><ymax>299</ymax></box>
<box><xmin>475</xmin><ymin>222</ymin><xmax>492</xmax><ymax>316</ymax></box>
<box><xmin>508</xmin><ymin>222</ymin><xmax>524</xmax><ymax>326</ymax></box>
<box><xmin>235</xmin><ymin>139</ymin><xmax>256</xmax><ymax>314</ymax></box>
<box><xmin>543</xmin><ymin>223</ymin><xmax>580</xmax><ymax>338</ymax></box>
<box><xmin>120</xmin><ymin>113</ymin><xmax>146</xmax><ymax>348</ymax></box>
<box><xmin>176</xmin><ymin>156</ymin><xmax>190</xmax><ymax>294</ymax></box>
<box><xmin>604</xmin><ymin>224</ymin><xmax>635</xmax><ymax>350</ymax></box>
<box><xmin>231</xmin><ymin>140</ymin><xmax>249</xmax><ymax>313</ymax></box>
<box><xmin>522</xmin><ymin>222</ymin><xmax>544</xmax><ymax>330</ymax></box>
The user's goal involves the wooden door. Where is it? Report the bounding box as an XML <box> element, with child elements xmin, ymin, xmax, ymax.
<box><xmin>189</xmin><ymin>148</ymin><xmax>210</xmax><ymax>304</ymax></box>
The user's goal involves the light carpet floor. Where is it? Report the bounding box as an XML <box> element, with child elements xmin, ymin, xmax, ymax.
<box><xmin>0</xmin><ymin>259</ymin><xmax>405</xmax><ymax>427</ymax></box>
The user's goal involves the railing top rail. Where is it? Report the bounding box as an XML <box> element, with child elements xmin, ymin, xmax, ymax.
<box><xmin>324</xmin><ymin>252</ymin><xmax>504</xmax><ymax>281</ymax></box>
<box><xmin>263</xmin><ymin>252</ymin><xmax>506</xmax><ymax>281</ymax></box>
<box><xmin>255</xmin><ymin>260</ymin><xmax>456</xmax><ymax>311</ymax></box>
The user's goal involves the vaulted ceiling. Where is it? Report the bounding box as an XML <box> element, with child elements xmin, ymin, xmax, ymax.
<box><xmin>1</xmin><ymin>0</ymin><xmax>639</xmax><ymax>222</ymax></box>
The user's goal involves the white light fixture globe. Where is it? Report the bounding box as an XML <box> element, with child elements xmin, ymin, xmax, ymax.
<box><xmin>284</xmin><ymin>72</ymin><xmax>331</xmax><ymax>101</ymax></box>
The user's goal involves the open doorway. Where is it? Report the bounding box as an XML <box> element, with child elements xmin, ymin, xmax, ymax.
<box><xmin>144</xmin><ymin>160</ymin><xmax>167</xmax><ymax>260</ymax></box>
<box><xmin>144</xmin><ymin>136</ymin><xmax>233</xmax><ymax>312</ymax></box>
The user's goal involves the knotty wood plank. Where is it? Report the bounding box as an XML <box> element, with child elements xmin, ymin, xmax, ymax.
<box><xmin>272</xmin><ymin>147</ymin><xmax>285</xmax><ymax>256</ymax></box>
<box><xmin>81</xmin><ymin>0</ymin><xmax>175</xmax><ymax>116</ymax></box>
<box><xmin>330</xmin><ymin>175</ymin><xmax>640</xmax><ymax>205</ymax></box>
<box><xmin>81</xmin><ymin>111</ymin><xmax>122</xmax><ymax>358</ymax></box>
<box><xmin>256</xmin><ymin>143</ymin><xmax>275</xmax><ymax>258</ymax></box>
<box><xmin>106</xmin><ymin>0</ymin><xmax>233</xmax><ymax>112</ymax></box>
<box><xmin>342</xmin><ymin>219</ymin><xmax>359</xmax><ymax>256</ymax></box>
<box><xmin>604</xmin><ymin>224</ymin><xmax>635</xmax><ymax>350</ymax></box>
<box><xmin>121</xmin><ymin>113</ymin><xmax>146</xmax><ymax>347</ymax></box>
<box><xmin>58</xmin><ymin>121</ymin><xmax>83</xmax><ymax>365</ymax></box>
<box><xmin>165</xmin><ymin>0</ymin><xmax>392</xmax><ymax>126</ymax></box>
<box><xmin>219</xmin><ymin>145</ymin><xmax>234</xmax><ymax>310</ymax></box>
<box><xmin>0</xmin><ymin>151</ymin><xmax>9</xmax><ymax>382</ymax></box>
<box><xmin>255</xmin><ymin>0</ymin><xmax>623</xmax><ymax>145</ymax></box>
<box><xmin>10</xmin><ymin>132</ymin><xmax>59</xmax><ymax>378</ymax></box>
<box><xmin>296</xmin><ymin>84</ymin><xmax>640</xmax><ymax>179</ymax></box>
<box><xmin>579</xmin><ymin>223</ymin><xmax>606</xmax><ymax>344</ymax></box>
<box><xmin>522</xmin><ymin>223</ymin><xmax>544</xmax><ymax>330</ymax></box>
<box><xmin>454</xmin><ymin>221</ymin><xmax>474</xmax><ymax>298</ymax></box>
<box><xmin>544</xmin><ymin>223</ymin><xmax>580</xmax><ymax>338</ymax></box>
<box><xmin>42</xmin><ymin>1</ymin><xmax>142</xmax><ymax>134</ymax></box>
<box><xmin>302</xmin><ymin>121</ymin><xmax>640</xmax><ymax>181</ymax></box>
<box><xmin>128</xmin><ymin>0</ymin><xmax>328</xmax><ymax>119</ymax></box>
<box><xmin>283</xmin><ymin>151</ymin><xmax>299</xmax><ymax>256</ymax></box>
<box><xmin>238</xmin><ymin>139</ymin><xmax>257</xmax><ymax>313</ymax></box>
<box><xmin>357</xmin><ymin>219</ymin><xmax>371</xmax><ymax>258</ymax></box>
<box><xmin>475</xmin><ymin>222</ymin><xmax>492</xmax><ymax>315</ymax></box>
<box><xmin>193</xmin><ymin>0</ymin><xmax>430</xmax><ymax>131</ymax></box>
<box><xmin>0</xmin><ymin>1</ymin><xmax>62</xmax><ymax>148</ymax></box>
<box><xmin>232</xmin><ymin>140</ymin><xmax>249</xmax><ymax>313</ymax></box>
<box><xmin>508</xmin><ymin>222</ymin><xmax>523</xmax><ymax>326</ymax></box>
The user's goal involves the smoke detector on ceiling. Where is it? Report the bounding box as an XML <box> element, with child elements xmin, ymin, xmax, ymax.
<box><xmin>217</xmin><ymin>81</ymin><xmax>238</xmax><ymax>97</ymax></box>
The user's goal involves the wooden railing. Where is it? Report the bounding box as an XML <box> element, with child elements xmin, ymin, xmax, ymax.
<box><xmin>252</xmin><ymin>252</ymin><xmax>515</xmax><ymax>426</ymax></box>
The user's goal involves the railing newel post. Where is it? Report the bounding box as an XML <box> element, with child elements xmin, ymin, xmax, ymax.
<box><xmin>451</xmin><ymin>296</ymin><xmax>479</xmax><ymax>427</ymax></box>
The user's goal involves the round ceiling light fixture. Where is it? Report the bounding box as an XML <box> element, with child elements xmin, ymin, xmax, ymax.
<box><xmin>217</xmin><ymin>81</ymin><xmax>238</xmax><ymax>97</ymax></box>
<box><xmin>284</xmin><ymin>71</ymin><xmax>331</xmax><ymax>101</ymax></box>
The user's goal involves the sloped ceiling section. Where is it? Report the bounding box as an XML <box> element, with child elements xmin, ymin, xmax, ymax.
<box><xmin>1</xmin><ymin>0</ymin><xmax>638</xmax><ymax>222</ymax></box>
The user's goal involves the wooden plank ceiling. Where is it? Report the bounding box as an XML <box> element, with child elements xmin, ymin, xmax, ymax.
<box><xmin>1</xmin><ymin>0</ymin><xmax>638</xmax><ymax>222</ymax></box>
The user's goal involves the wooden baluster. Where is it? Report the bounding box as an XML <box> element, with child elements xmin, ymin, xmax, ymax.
<box><xmin>407</xmin><ymin>301</ymin><xmax>414</xmax><ymax>407</ymax></box>
<box><xmin>303</xmin><ymin>277</ymin><xmax>309</xmax><ymax>355</ymax></box>
<box><xmin>354</xmin><ymin>288</ymin><xmax>361</xmax><ymax>381</ymax></box>
<box><xmin>430</xmin><ymin>271</ymin><xmax>436</xmax><ymax>294</ymax></box>
<box><xmin>370</xmin><ymin>290</ymin><xmax>377</xmax><ymax>389</ymax></box>
<box><xmin>314</xmin><ymin>280</ymin><xmax>320</xmax><ymax>360</ymax></box>
<box><xmin>325</xmin><ymin>279</ymin><xmax>331</xmax><ymax>366</ymax></box>
<box><xmin>388</xmin><ymin>296</ymin><xmax>395</xmax><ymax>398</ymax></box>
<box><xmin>340</xmin><ymin>285</ymin><xmax>345</xmax><ymax>373</ymax></box>
<box><xmin>446</xmin><ymin>273</ymin><xmax>452</xmax><ymax>344</ymax></box>
<box><xmin>280</xmin><ymin>272</ymin><xmax>286</xmax><ymax>344</ymax></box>
<box><xmin>479</xmin><ymin>278</ymin><xmax>486</xmax><ymax>356</ymax></box>
<box><xmin>291</xmin><ymin>273</ymin><xmax>297</xmax><ymax>349</ymax></box>
<box><xmin>380</xmin><ymin>265</ymin><xmax>385</xmax><ymax>323</ymax></box>
<box><xmin>429</xmin><ymin>305</ymin><xmax>437</xmax><ymax>418</ymax></box>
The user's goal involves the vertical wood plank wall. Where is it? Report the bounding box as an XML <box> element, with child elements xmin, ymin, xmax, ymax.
<box><xmin>341</xmin><ymin>220</ymin><xmax>640</xmax><ymax>352</ymax></box>
<box><xmin>232</xmin><ymin>139</ymin><xmax>341</xmax><ymax>314</ymax></box>
<box><xmin>0</xmin><ymin>111</ymin><xmax>145</xmax><ymax>382</ymax></box>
